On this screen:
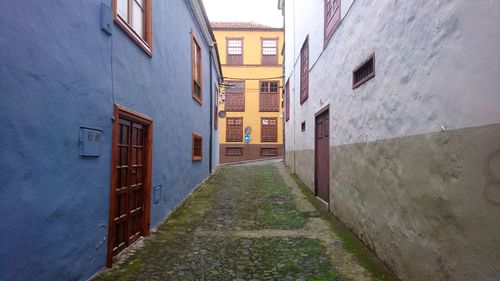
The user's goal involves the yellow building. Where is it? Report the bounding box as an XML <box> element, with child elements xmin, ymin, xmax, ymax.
<box><xmin>212</xmin><ymin>22</ymin><xmax>284</xmax><ymax>164</ymax></box>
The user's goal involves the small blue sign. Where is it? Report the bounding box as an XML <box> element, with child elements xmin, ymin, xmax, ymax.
<box><xmin>244</xmin><ymin>135</ymin><xmax>251</xmax><ymax>143</ymax></box>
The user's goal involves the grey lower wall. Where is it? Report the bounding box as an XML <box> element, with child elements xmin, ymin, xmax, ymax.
<box><xmin>287</xmin><ymin>123</ymin><xmax>500</xmax><ymax>280</ymax></box>
<box><xmin>288</xmin><ymin>149</ymin><xmax>315</xmax><ymax>193</ymax></box>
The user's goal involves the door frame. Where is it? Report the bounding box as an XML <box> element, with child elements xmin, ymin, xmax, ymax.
<box><xmin>314</xmin><ymin>105</ymin><xmax>330</xmax><ymax>206</ymax></box>
<box><xmin>106</xmin><ymin>104</ymin><xmax>153</xmax><ymax>268</ymax></box>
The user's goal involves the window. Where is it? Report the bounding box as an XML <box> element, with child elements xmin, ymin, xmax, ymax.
<box><xmin>353</xmin><ymin>53</ymin><xmax>375</xmax><ymax>89</ymax></box>
<box><xmin>224</xmin><ymin>81</ymin><xmax>245</xmax><ymax>112</ymax></box>
<box><xmin>226</xmin><ymin>117</ymin><xmax>243</xmax><ymax>142</ymax></box>
<box><xmin>261</xmin><ymin>117</ymin><xmax>278</xmax><ymax>142</ymax></box>
<box><xmin>324</xmin><ymin>0</ymin><xmax>341</xmax><ymax>45</ymax></box>
<box><xmin>114</xmin><ymin>0</ymin><xmax>152</xmax><ymax>55</ymax></box>
<box><xmin>285</xmin><ymin>81</ymin><xmax>290</xmax><ymax>121</ymax></box>
<box><xmin>301</xmin><ymin>121</ymin><xmax>306</xmax><ymax>132</ymax></box>
<box><xmin>214</xmin><ymin>85</ymin><xmax>219</xmax><ymax>130</ymax></box>
<box><xmin>192</xmin><ymin>34</ymin><xmax>202</xmax><ymax>104</ymax></box>
<box><xmin>261</xmin><ymin>147</ymin><xmax>278</xmax><ymax>156</ymax></box>
<box><xmin>261</xmin><ymin>38</ymin><xmax>278</xmax><ymax>65</ymax></box>
<box><xmin>227</xmin><ymin>38</ymin><xmax>243</xmax><ymax>65</ymax></box>
<box><xmin>300</xmin><ymin>38</ymin><xmax>309</xmax><ymax>104</ymax></box>
<box><xmin>260</xmin><ymin>81</ymin><xmax>279</xmax><ymax>112</ymax></box>
<box><xmin>226</xmin><ymin>147</ymin><xmax>243</xmax><ymax>156</ymax></box>
<box><xmin>192</xmin><ymin>133</ymin><xmax>203</xmax><ymax>161</ymax></box>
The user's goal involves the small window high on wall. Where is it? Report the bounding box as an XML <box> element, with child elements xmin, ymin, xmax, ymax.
<box><xmin>353</xmin><ymin>53</ymin><xmax>375</xmax><ymax>89</ymax></box>
<box><xmin>192</xmin><ymin>133</ymin><xmax>203</xmax><ymax>161</ymax></box>
<box><xmin>114</xmin><ymin>0</ymin><xmax>152</xmax><ymax>55</ymax></box>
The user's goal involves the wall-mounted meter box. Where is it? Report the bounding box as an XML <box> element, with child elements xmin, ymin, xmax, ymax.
<box><xmin>79</xmin><ymin>127</ymin><xmax>102</xmax><ymax>157</ymax></box>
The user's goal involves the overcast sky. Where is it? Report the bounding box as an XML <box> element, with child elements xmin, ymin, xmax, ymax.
<box><xmin>202</xmin><ymin>0</ymin><xmax>283</xmax><ymax>28</ymax></box>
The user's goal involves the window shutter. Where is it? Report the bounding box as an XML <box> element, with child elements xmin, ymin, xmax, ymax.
<box><xmin>261</xmin><ymin>118</ymin><xmax>278</xmax><ymax>142</ymax></box>
<box><xmin>300</xmin><ymin>38</ymin><xmax>309</xmax><ymax>104</ymax></box>
<box><xmin>259</xmin><ymin>81</ymin><xmax>279</xmax><ymax>112</ymax></box>
<box><xmin>226</xmin><ymin>118</ymin><xmax>243</xmax><ymax>142</ymax></box>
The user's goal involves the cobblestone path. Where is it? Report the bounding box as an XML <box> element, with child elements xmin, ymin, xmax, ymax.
<box><xmin>93</xmin><ymin>161</ymin><xmax>397</xmax><ymax>281</ymax></box>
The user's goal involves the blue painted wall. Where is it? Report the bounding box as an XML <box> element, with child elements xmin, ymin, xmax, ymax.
<box><xmin>0</xmin><ymin>1</ymin><xmax>220</xmax><ymax>280</ymax></box>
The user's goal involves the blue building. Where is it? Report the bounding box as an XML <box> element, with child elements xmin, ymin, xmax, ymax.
<box><xmin>0</xmin><ymin>0</ymin><xmax>222</xmax><ymax>280</ymax></box>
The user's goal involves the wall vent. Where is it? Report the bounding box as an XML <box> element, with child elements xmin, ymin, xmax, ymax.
<box><xmin>353</xmin><ymin>53</ymin><xmax>375</xmax><ymax>89</ymax></box>
<box><xmin>226</xmin><ymin>146</ymin><xmax>243</xmax><ymax>156</ymax></box>
<box><xmin>261</xmin><ymin>147</ymin><xmax>278</xmax><ymax>156</ymax></box>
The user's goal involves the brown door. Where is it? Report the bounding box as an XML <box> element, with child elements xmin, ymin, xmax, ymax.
<box><xmin>315</xmin><ymin>108</ymin><xmax>330</xmax><ymax>204</ymax></box>
<box><xmin>108</xmin><ymin>106</ymin><xmax>152</xmax><ymax>267</ymax></box>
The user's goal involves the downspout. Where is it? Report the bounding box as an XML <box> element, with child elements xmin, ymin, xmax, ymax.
<box><xmin>209</xmin><ymin>46</ymin><xmax>213</xmax><ymax>174</ymax></box>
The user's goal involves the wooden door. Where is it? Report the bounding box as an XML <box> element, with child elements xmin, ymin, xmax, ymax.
<box><xmin>108</xmin><ymin>105</ymin><xmax>152</xmax><ymax>267</ymax></box>
<box><xmin>315</xmin><ymin>108</ymin><xmax>330</xmax><ymax>204</ymax></box>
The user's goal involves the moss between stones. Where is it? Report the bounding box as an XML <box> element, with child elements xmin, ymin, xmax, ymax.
<box><xmin>289</xmin><ymin>173</ymin><xmax>399</xmax><ymax>281</ymax></box>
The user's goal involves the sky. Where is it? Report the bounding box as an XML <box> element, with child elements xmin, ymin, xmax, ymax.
<box><xmin>202</xmin><ymin>0</ymin><xmax>283</xmax><ymax>28</ymax></box>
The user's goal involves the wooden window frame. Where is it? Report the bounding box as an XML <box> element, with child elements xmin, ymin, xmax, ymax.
<box><xmin>261</xmin><ymin>117</ymin><xmax>278</xmax><ymax>143</ymax></box>
<box><xmin>226</xmin><ymin>37</ymin><xmax>244</xmax><ymax>65</ymax></box>
<box><xmin>285</xmin><ymin>80</ymin><xmax>290</xmax><ymax>121</ymax></box>
<box><xmin>226</xmin><ymin>117</ymin><xmax>243</xmax><ymax>142</ymax></box>
<box><xmin>107</xmin><ymin>104</ymin><xmax>153</xmax><ymax>268</ymax></box>
<box><xmin>113</xmin><ymin>0</ymin><xmax>153</xmax><ymax>56</ymax></box>
<box><xmin>191</xmin><ymin>31</ymin><xmax>203</xmax><ymax>104</ymax></box>
<box><xmin>259</xmin><ymin>80</ymin><xmax>280</xmax><ymax>112</ymax></box>
<box><xmin>224</xmin><ymin>80</ymin><xmax>245</xmax><ymax>112</ymax></box>
<box><xmin>300</xmin><ymin>37</ymin><xmax>309</xmax><ymax>105</ymax></box>
<box><xmin>192</xmin><ymin>133</ymin><xmax>203</xmax><ymax>161</ymax></box>
<box><xmin>324</xmin><ymin>0</ymin><xmax>341</xmax><ymax>47</ymax></box>
<box><xmin>352</xmin><ymin>53</ymin><xmax>375</xmax><ymax>89</ymax></box>
<box><xmin>225</xmin><ymin>146</ymin><xmax>243</xmax><ymax>156</ymax></box>
<box><xmin>214</xmin><ymin>84</ymin><xmax>218</xmax><ymax>130</ymax></box>
<box><xmin>261</xmin><ymin>37</ymin><xmax>279</xmax><ymax>65</ymax></box>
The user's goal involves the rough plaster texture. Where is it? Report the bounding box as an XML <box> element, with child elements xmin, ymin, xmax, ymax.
<box><xmin>283</xmin><ymin>0</ymin><xmax>500</xmax><ymax>280</ymax></box>
<box><xmin>0</xmin><ymin>1</ymin><xmax>220</xmax><ymax>280</ymax></box>
<box><xmin>329</xmin><ymin>123</ymin><xmax>500</xmax><ymax>280</ymax></box>
<box><xmin>285</xmin><ymin>0</ymin><xmax>500</xmax><ymax>151</ymax></box>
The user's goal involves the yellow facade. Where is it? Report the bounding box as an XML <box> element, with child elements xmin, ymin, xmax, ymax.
<box><xmin>213</xmin><ymin>26</ymin><xmax>284</xmax><ymax>163</ymax></box>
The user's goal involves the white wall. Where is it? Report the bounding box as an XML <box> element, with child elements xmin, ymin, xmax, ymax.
<box><xmin>284</xmin><ymin>0</ymin><xmax>500</xmax><ymax>150</ymax></box>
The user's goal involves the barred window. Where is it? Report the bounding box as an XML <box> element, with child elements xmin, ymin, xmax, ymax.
<box><xmin>226</xmin><ymin>147</ymin><xmax>243</xmax><ymax>156</ymax></box>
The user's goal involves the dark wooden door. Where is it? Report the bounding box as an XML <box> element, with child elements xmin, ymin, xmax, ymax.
<box><xmin>315</xmin><ymin>109</ymin><xmax>330</xmax><ymax>204</ymax></box>
<box><xmin>112</xmin><ymin>118</ymin><xmax>147</xmax><ymax>257</ymax></box>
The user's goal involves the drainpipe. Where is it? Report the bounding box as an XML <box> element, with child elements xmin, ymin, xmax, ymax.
<box><xmin>209</xmin><ymin>45</ymin><xmax>214</xmax><ymax>174</ymax></box>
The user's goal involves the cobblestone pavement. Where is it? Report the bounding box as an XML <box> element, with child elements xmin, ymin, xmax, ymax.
<box><xmin>93</xmin><ymin>162</ymin><xmax>397</xmax><ymax>281</ymax></box>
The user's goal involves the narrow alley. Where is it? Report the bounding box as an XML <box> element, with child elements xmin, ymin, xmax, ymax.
<box><xmin>93</xmin><ymin>161</ymin><xmax>396</xmax><ymax>281</ymax></box>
